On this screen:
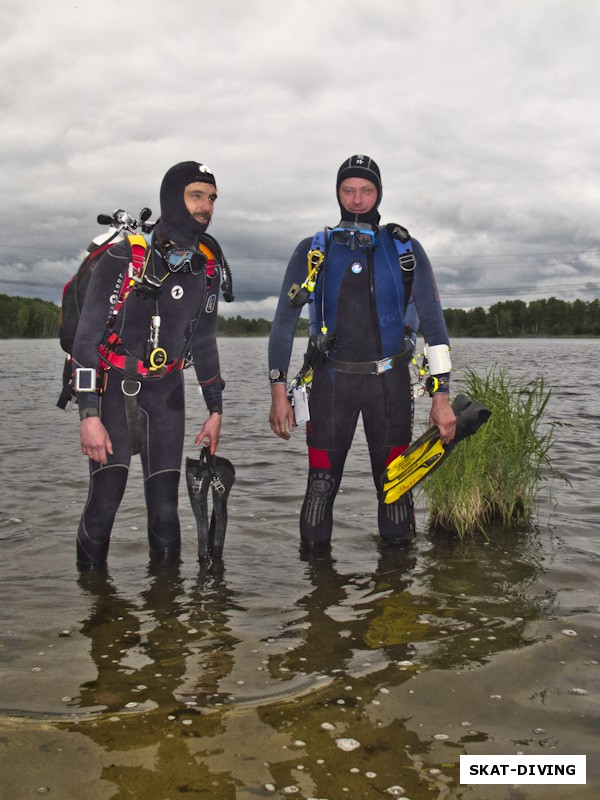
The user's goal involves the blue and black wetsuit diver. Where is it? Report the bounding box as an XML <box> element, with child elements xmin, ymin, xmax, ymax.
<box><xmin>72</xmin><ymin>161</ymin><xmax>227</xmax><ymax>569</ymax></box>
<box><xmin>268</xmin><ymin>155</ymin><xmax>456</xmax><ymax>550</ymax></box>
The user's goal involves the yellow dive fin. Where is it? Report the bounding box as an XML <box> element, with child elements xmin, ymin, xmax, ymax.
<box><xmin>381</xmin><ymin>394</ymin><xmax>491</xmax><ymax>504</ymax></box>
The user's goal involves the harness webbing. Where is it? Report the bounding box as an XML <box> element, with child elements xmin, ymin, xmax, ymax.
<box><xmin>303</xmin><ymin>224</ymin><xmax>417</xmax><ymax>326</ymax></box>
<box><xmin>97</xmin><ymin>234</ymin><xmax>211</xmax><ymax>382</ymax></box>
<box><xmin>105</xmin><ymin>234</ymin><xmax>149</xmax><ymax>332</ymax></box>
<box><xmin>98</xmin><ymin>334</ymin><xmax>185</xmax><ymax>378</ymax></box>
<box><xmin>310</xmin><ymin>222</ymin><xmax>417</xmax><ymax>311</ymax></box>
<box><xmin>384</xmin><ymin>223</ymin><xmax>417</xmax><ymax>310</ymax></box>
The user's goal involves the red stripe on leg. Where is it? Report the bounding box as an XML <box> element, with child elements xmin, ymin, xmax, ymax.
<box><xmin>385</xmin><ymin>445</ymin><xmax>408</xmax><ymax>467</ymax></box>
<box><xmin>308</xmin><ymin>448</ymin><xmax>331</xmax><ymax>469</ymax></box>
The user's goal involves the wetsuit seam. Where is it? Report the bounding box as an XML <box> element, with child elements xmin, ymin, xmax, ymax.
<box><xmin>145</xmin><ymin>467</ymin><xmax>181</xmax><ymax>482</ymax></box>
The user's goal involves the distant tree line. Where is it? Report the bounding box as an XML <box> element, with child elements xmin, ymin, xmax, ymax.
<box><xmin>444</xmin><ymin>298</ymin><xmax>600</xmax><ymax>337</ymax></box>
<box><xmin>0</xmin><ymin>293</ymin><xmax>61</xmax><ymax>338</ymax></box>
<box><xmin>216</xmin><ymin>315</ymin><xmax>310</xmax><ymax>337</ymax></box>
<box><xmin>2</xmin><ymin>294</ymin><xmax>599</xmax><ymax>339</ymax></box>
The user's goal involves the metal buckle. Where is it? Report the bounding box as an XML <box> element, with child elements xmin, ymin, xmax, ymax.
<box><xmin>375</xmin><ymin>358</ymin><xmax>393</xmax><ymax>375</ymax></box>
<box><xmin>128</xmin><ymin>263</ymin><xmax>143</xmax><ymax>283</ymax></box>
<box><xmin>211</xmin><ymin>476</ymin><xmax>226</xmax><ymax>494</ymax></box>
<box><xmin>399</xmin><ymin>252</ymin><xmax>416</xmax><ymax>272</ymax></box>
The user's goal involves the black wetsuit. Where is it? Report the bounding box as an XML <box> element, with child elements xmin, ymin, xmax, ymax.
<box><xmin>268</xmin><ymin>226</ymin><xmax>450</xmax><ymax>548</ymax></box>
<box><xmin>72</xmin><ymin>228</ymin><xmax>223</xmax><ymax>567</ymax></box>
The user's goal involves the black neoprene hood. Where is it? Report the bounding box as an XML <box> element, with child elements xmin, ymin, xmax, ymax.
<box><xmin>336</xmin><ymin>154</ymin><xmax>382</xmax><ymax>227</ymax></box>
<box><xmin>159</xmin><ymin>161</ymin><xmax>216</xmax><ymax>246</ymax></box>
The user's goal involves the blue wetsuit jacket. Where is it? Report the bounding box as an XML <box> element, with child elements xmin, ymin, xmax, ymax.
<box><xmin>268</xmin><ymin>225</ymin><xmax>450</xmax><ymax>381</ymax></box>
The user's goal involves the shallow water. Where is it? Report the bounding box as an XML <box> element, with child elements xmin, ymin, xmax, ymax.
<box><xmin>0</xmin><ymin>337</ymin><xmax>598</xmax><ymax>800</ymax></box>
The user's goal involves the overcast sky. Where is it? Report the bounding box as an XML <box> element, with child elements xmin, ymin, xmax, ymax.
<box><xmin>1</xmin><ymin>0</ymin><xmax>599</xmax><ymax>318</ymax></box>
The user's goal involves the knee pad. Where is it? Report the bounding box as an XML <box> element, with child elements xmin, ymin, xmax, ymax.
<box><xmin>300</xmin><ymin>469</ymin><xmax>339</xmax><ymax>549</ymax></box>
<box><xmin>303</xmin><ymin>470</ymin><xmax>336</xmax><ymax>528</ymax></box>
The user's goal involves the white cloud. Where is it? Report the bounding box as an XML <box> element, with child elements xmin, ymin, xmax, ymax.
<box><xmin>1</xmin><ymin>0</ymin><xmax>599</xmax><ymax>312</ymax></box>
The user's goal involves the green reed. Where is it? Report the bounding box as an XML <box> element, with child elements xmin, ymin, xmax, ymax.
<box><xmin>421</xmin><ymin>367</ymin><xmax>560</xmax><ymax>537</ymax></box>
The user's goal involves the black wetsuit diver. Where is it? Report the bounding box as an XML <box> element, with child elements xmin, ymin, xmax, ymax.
<box><xmin>72</xmin><ymin>161</ymin><xmax>225</xmax><ymax>568</ymax></box>
<box><xmin>268</xmin><ymin>155</ymin><xmax>455</xmax><ymax>549</ymax></box>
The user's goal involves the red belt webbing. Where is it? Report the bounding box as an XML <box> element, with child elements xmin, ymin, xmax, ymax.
<box><xmin>98</xmin><ymin>345</ymin><xmax>184</xmax><ymax>378</ymax></box>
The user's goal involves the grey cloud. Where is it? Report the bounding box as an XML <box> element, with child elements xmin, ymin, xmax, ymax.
<box><xmin>1</xmin><ymin>0</ymin><xmax>598</xmax><ymax>316</ymax></box>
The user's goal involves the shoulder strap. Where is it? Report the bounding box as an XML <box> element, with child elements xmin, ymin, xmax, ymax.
<box><xmin>105</xmin><ymin>234</ymin><xmax>149</xmax><ymax>331</ymax></box>
<box><xmin>385</xmin><ymin>223</ymin><xmax>416</xmax><ymax>312</ymax></box>
<box><xmin>311</xmin><ymin>229</ymin><xmax>326</xmax><ymax>252</ymax></box>
<box><xmin>127</xmin><ymin>233</ymin><xmax>149</xmax><ymax>276</ymax></box>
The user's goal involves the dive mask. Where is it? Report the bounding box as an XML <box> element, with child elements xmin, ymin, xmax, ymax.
<box><xmin>329</xmin><ymin>222</ymin><xmax>376</xmax><ymax>250</ymax></box>
<box><xmin>163</xmin><ymin>246</ymin><xmax>207</xmax><ymax>275</ymax></box>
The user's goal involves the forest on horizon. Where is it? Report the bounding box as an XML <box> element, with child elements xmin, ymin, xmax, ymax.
<box><xmin>1</xmin><ymin>293</ymin><xmax>599</xmax><ymax>339</ymax></box>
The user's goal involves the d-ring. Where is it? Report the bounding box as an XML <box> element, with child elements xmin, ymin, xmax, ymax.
<box><xmin>122</xmin><ymin>379</ymin><xmax>141</xmax><ymax>397</ymax></box>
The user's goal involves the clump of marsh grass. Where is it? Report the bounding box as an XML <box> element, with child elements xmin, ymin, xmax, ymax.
<box><xmin>421</xmin><ymin>367</ymin><xmax>561</xmax><ymax>537</ymax></box>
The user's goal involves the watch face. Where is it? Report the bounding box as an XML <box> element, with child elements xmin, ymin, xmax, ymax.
<box><xmin>269</xmin><ymin>369</ymin><xmax>281</xmax><ymax>380</ymax></box>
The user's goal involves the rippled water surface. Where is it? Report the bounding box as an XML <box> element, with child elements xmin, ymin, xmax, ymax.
<box><xmin>1</xmin><ymin>338</ymin><xmax>598</xmax><ymax>800</ymax></box>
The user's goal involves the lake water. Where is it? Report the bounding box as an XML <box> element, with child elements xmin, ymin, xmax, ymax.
<box><xmin>0</xmin><ymin>337</ymin><xmax>598</xmax><ymax>800</ymax></box>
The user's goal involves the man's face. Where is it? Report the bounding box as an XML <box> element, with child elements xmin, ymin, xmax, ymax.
<box><xmin>184</xmin><ymin>181</ymin><xmax>218</xmax><ymax>227</ymax></box>
<box><xmin>338</xmin><ymin>178</ymin><xmax>378</xmax><ymax>215</ymax></box>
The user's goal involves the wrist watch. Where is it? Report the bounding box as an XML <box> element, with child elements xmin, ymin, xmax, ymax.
<box><xmin>269</xmin><ymin>368</ymin><xmax>287</xmax><ymax>384</ymax></box>
<box><xmin>425</xmin><ymin>376</ymin><xmax>449</xmax><ymax>396</ymax></box>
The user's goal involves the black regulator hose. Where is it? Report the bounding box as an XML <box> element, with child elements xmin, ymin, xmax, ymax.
<box><xmin>199</xmin><ymin>233</ymin><xmax>234</xmax><ymax>302</ymax></box>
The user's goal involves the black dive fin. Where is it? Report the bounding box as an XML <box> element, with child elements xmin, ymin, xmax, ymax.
<box><xmin>186</xmin><ymin>448</ymin><xmax>235</xmax><ymax>560</ymax></box>
<box><xmin>381</xmin><ymin>393</ymin><xmax>491</xmax><ymax>504</ymax></box>
<box><xmin>444</xmin><ymin>393</ymin><xmax>492</xmax><ymax>453</ymax></box>
<box><xmin>207</xmin><ymin>454</ymin><xmax>236</xmax><ymax>559</ymax></box>
<box><xmin>185</xmin><ymin>455</ymin><xmax>211</xmax><ymax>559</ymax></box>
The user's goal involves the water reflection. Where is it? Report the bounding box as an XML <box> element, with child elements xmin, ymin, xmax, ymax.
<box><xmin>56</xmin><ymin>525</ymin><xmax>553</xmax><ymax>798</ymax></box>
<box><xmin>270</xmin><ymin>547</ymin><xmax>417</xmax><ymax>679</ymax></box>
<box><xmin>269</xmin><ymin>524</ymin><xmax>550</xmax><ymax>682</ymax></box>
<box><xmin>64</xmin><ymin>561</ymin><xmax>241</xmax><ymax>798</ymax></box>
<box><xmin>415</xmin><ymin>525</ymin><xmax>552</xmax><ymax>669</ymax></box>
<box><xmin>253</xmin><ymin>528</ymin><xmax>553</xmax><ymax>798</ymax></box>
